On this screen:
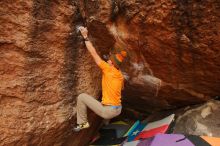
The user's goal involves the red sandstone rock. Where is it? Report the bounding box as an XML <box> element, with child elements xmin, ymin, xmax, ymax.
<box><xmin>0</xmin><ymin>0</ymin><xmax>219</xmax><ymax>145</ymax></box>
<box><xmin>0</xmin><ymin>1</ymin><xmax>101</xmax><ymax>145</ymax></box>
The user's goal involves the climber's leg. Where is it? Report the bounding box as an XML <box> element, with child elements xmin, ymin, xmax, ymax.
<box><xmin>75</xmin><ymin>93</ymin><xmax>121</xmax><ymax>131</ymax></box>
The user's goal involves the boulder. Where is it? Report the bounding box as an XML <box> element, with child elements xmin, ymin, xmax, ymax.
<box><xmin>174</xmin><ymin>100</ymin><xmax>220</xmax><ymax>137</ymax></box>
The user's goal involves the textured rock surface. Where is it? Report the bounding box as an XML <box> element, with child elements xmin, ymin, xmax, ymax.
<box><xmin>0</xmin><ymin>1</ymin><xmax>102</xmax><ymax>146</ymax></box>
<box><xmin>174</xmin><ymin>100</ymin><xmax>220</xmax><ymax>137</ymax></box>
<box><xmin>0</xmin><ymin>0</ymin><xmax>220</xmax><ymax>145</ymax></box>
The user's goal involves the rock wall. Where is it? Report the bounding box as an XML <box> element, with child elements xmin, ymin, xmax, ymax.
<box><xmin>0</xmin><ymin>0</ymin><xmax>102</xmax><ymax>145</ymax></box>
<box><xmin>0</xmin><ymin>0</ymin><xmax>219</xmax><ymax>145</ymax></box>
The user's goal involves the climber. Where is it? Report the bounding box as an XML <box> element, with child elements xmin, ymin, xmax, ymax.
<box><xmin>73</xmin><ymin>26</ymin><xmax>127</xmax><ymax>132</ymax></box>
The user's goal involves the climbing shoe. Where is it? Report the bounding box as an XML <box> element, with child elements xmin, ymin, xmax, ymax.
<box><xmin>73</xmin><ymin>122</ymin><xmax>90</xmax><ymax>132</ymax></box>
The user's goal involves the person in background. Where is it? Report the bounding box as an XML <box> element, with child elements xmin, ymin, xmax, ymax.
<box><xmin>73</xmin><ymin>26</ymin><xmax>127</xmax><ymax>132</ymax></box>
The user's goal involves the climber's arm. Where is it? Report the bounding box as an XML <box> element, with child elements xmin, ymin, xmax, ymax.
<box><xmin>84</xmin><ymin>40</ymin><xmax>102</xmax><ymax>65</ymax></box>
<box><xmin>79</xmin><ymin>26</ymin><xmax>102</xmax><ymax>65</ymax></box>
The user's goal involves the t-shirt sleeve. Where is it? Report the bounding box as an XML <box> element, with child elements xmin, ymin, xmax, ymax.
<box><xmin>98</xmin><ymin>60</ymin><xmax>110</xmax><ymax>72</ymax></box>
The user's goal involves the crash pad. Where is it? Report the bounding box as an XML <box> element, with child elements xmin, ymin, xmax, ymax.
<box><xmin>102</xmin><ymin>123</ymin><xmax>130</xmax><ymax>138</ymax></box>
<box><xmin>130</xmin><ymin>114</ymin><xmax>174</xmax><ymax>140</ymax></box>
<box><xmin>111</xmin><ymin>121</ymin><xmax>129</xmax><ymax>125</ymax></box>
<box><xmin>134</xmin><ymin>125</ymin><xmax>169</xmax><ymax>140</ymax></box>
<box><xmin>150</xmin><ymin>134</ymin><xmax>195</xmax><ymax>146</ymax></box>
<box><xmin>90</xmin><ymin>128</ymin><xmax>127</xmax><ymax>145</ymax></box>
<box><xmin>123</xmin><ymin>134</ymin><xmax>215</xmax><ymax>146</ymax></box>
<box><xmin>124</xmin><ymin>121</ymin><xmax>140</xmax><ymax>137</ymax></box>
<box><xmin>201</xmin><ymin>136</ymin><xmax>220</xmax><ymax>146</ymax></box>
<box><xmin>122</xmin><ymin>140</ymin><xmax>140</xmax><ymax>146</ymax></box>
<box><xmin>142</xmin><ymin>114</ymin><xmax>175</xmax><ymax>131</ymax></box>
<box><xmin>90</xmin><ymin>136</ymin><xmax>127</xmax><ymax>145</ymax></box>
<box><xmin>185</xmin><ymin>135</ymin><xmax>212</xmax><ymax>146</ymax></box>
<box><xmin>127</xmin><ymin>122</ymin><xmax>147</xmax><ymax>141</ymax></box>
<box><xmin>122</xmin><ymin>137</ymin><xmax>154</xmax><ymax>146</ymax></box>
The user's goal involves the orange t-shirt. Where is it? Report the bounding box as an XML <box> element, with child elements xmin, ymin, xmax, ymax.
<box><xmin>98</xmin><ymin>60</ymin><xmax>124</xmax><ymax>106</ymax></box>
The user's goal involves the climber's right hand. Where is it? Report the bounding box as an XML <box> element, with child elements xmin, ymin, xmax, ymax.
<box><xmin>78</xmin><ymin>26</ymin><xmax>88</xmax><ymax>39</ymax></box>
